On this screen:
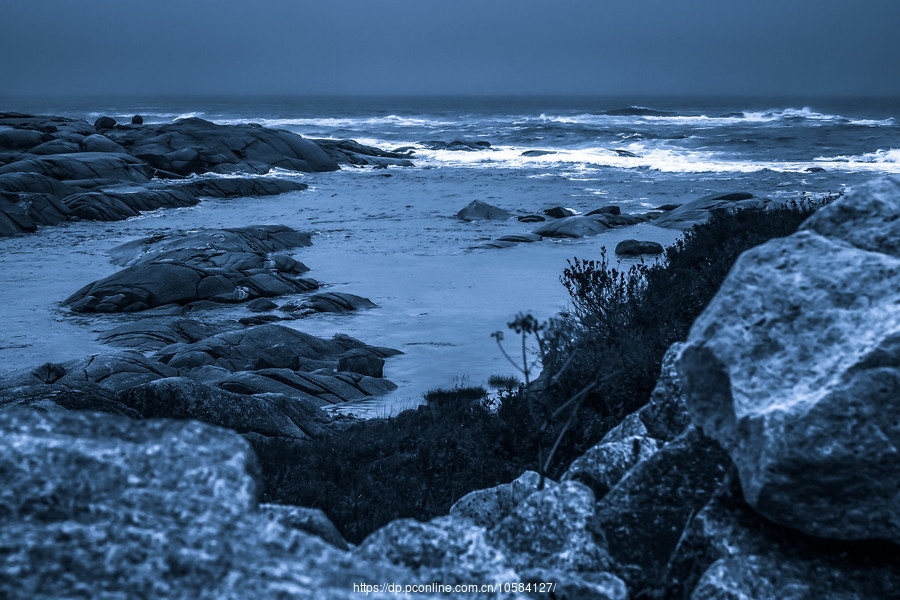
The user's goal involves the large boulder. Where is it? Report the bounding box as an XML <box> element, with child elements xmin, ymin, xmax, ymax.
<box><xmin>0</xmin><ymin>125</ymin><xmax>44</xmax><ymax>151</ymax></box>
<box><xmin>0</xmin><ymin>407</ymin><xmax>416</xmax><ymax>599</ymax></box>
<box><xmin>615</xmin><ymin>239</ymin><xmax>664</xmax><ymax>256</ymax></box>
<box><xmin>679</xmin><ymin>177</ymin><xmax>900</xmax><ymax>544</ymax></box>
<box><xmin>490</xmin><ymin>480</ymin><xmax>611</xmax><ymax>572</ymax></box>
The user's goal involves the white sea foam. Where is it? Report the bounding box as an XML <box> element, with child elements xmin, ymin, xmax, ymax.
<box><xmin>529</xmin><ymin>107</ymin><xmax>895</xmax><ymax>128</ymax></box>
<box><xmin>410</xmin><ymin>142</ymin><xmax>900</xmax><ymax>175</ymax></box>
<box><xmin>817</xmin><ymin>148</ymin><xmax>900</xmax><ymax>164</ymax></box>
<box><xmin>215</xmin><ymin>115</ymin><xmax>455</xmax><ymax>129</ymax></box>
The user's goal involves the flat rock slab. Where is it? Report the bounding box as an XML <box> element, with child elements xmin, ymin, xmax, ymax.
<box><xmin>65</xmin><ymin>226</ymin><xmax>316</xmax><ymax>312</ymax></box>
<box><xmin>120</xmin><ymin>377</ymin><xmax>331</xmax><ymax>440</ymax></box>
<box><xmin>108</xmin><ymin>225</ymin><xmax>313</xmax><ymax>266</ymax></box>
<box><xmin>0</xmin><ymin>152</ymin><xmax>153</xmax><ymax>183</ymax></box>
<box><xmin>0</xmin><ymin>351</ymin><xmax>178</xmax><ymax>393</ymax></box>
<box><xmin>154</xmin><ymin>323</ymin><xmax>382</xmax><ymax>372</ymax></box>
<box><xmin>98</xmin><ymin>318</ymin><xmax>233</xmax><ymax>350</ymax></box>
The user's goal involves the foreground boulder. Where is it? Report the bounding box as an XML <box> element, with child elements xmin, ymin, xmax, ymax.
<box><xmin>0</xmin><ymin>408</ymin><xmax>414</xmax><ymax>599</ymax></box>
<box><xmin>679</xmin><ymin>176</ymin><xmax>900</xmax><ymax>544</ymax></box>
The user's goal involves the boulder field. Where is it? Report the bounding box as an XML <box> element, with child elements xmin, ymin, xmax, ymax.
<box><xmin>0</xmin><ymin>178</ymin><xmax>897</xmax><ymax>598</ymax></box>
<box><xmin>0</xmin><ymin>112</ymin><xmax>411</xmax><ymax>236</ymax></box>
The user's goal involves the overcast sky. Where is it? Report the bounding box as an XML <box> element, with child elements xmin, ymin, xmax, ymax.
<box><xmin>2</xmin><ymin>0</ymin><xmax>898</xmax><ymax>97</ymax></box>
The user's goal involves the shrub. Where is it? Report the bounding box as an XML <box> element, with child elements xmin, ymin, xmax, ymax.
<box><xmin>259</xmin><ymin>195</ymin><xmax>837</xmax><ymax>544</ymax></box>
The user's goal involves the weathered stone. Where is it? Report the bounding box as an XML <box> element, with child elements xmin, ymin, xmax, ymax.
<box><xmin>450</xmin><ymin>470</ymin><xmax>549</xmax><ymax>528</ymax></box>
<box><xmin>66</xmin><ymin>227</ymin><xmax>316</xmax><ymax>312</ymax></box>
<box><xmin>562</xmin><ymin>433</ymin><xmax>659</xmax><ymax>499</ymax></box>
<box><xmin>586</xmin><ymin>205</ymin><xmax>621</xmax><ymax>216</ymax></box>
<box><xmin>0</xmin><ymin>352</ymin><xmax>178</xmax><ymax>393</ymax></box>
<box><xmin>93</xmin><ymin>116</ymin><xmax>116</xmax><ymax>130</ymax></box>
<box><xmin>312</xmin><ymin>138</ymin><xmax>414</xmax><ymax>167</ymax></box>
<box><xmin>81</xmin><ymin>133</ymin><xmax>125</xmax><ymax>153</ymax></box>
<box><xmin>338</xmin><ymin>351</ymin><xmax>385</xmax><ymax>378</ymax></box>
<box><xmin>456</xmin><ymin>200</ymin><xmax>513</xmax><ymax>221</ymax></box>
<box><xmin>120</xmin><ymin>377</ymin><xmax>330</xmax><ymax>440</ymax></box>
<box><xmin>679</xmin><ymin>178</ymin><xmax>900</xmax><ymax>543</ymax></box>
<box><xmin>108</xmin><ymin>225</ymin><xmax>313</xmax><ymax>266</ymax></box>
<box><xmin>543</xmin><ymin>206</ymin><xmax>579</xmax><ymax>218</ymax></box>
<box><xmin>0</xmin><ymin>125</ymin><xmax>43</xmax><ymax>150</ymax></box>
<box><xmin>592</xmin><ymin>427</ymin><xmax>730</xmax><ymax>590</ymax></box>
<box><xmin>155</xmin><ymin>324</ymin><xmax>358</xmax><ymax>371</ymax></box>
<box><xmin>615</xmin><ymin>239</ymin><xmax>664</xmax><ymax>256</ymax></box>
<box><xmin>358</xmin><ymin>516</ymin><xmax>515</xmax><ymax>587</ymax></box>
<box><xmin>0</xmin><ymin>407</ymin><xmax>416</xmax><ymax>599</ymax></box>
<box><xmin>663</xmin><ymin>476</ymin><xmax>900</xmax><ymax>600</ymax></box>
<box><xmin>0</xmin><ymin>152</ymin><xmax>153</xmax><ymax>183</ymax></box>
<box><xmin>638</xmin><ymin>342</ymin><xmax>691</xmax><ymax>441</ymax></box>
<box><xmin>652</xmin><ymin>191</ymin><xmax>765</xmax><ymax>230</ymax></box>
<box><xmin>0</xmin><ymin>382</ymin><xmax>138</xmax><ymax>417</ymax></box>
<box><xmin>533</xmin><ymin>215</ymin><xmax>611</xmax><ymax>238</ymax></box>
<box><xmin>98</xmin><ymin>318</ymin><xmax>232</xmax><ymax>350</ymax></box>
<box><xmin>281</xmin><ymin>292</ymin><xmax>377</xmax><ymax>315</ymax></box>
<box><xmin>106</xmin><ymin>117</ymin><xmax>339</xmax><ymax>175</ymax></box>
<box><xmin>259</xmin><ymin>503</ymin><xmax>350</xmax><ymax>550</ymax></box>
<box><xmin>491</xmin><ymin>481</ymin><xmax>611</xmax><ymax>572</ymax></box>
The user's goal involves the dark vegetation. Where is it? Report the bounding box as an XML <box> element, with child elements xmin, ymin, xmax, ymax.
<box><xmin>259</xmin><ymin>197</ymin><xmax>836</xmax><ymax>544</ymax></box>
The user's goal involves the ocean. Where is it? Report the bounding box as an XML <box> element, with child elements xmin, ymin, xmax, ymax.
<box><xmin>1</xmin><ymin>95</ymin><xmax>898</xmax><ymax>414</ymax></box>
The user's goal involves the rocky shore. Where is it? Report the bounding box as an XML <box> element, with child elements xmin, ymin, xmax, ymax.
<box><xmin>0</xmin><ymin>109</ymin><xmax>896</xmax><ymax>599</ymax></box>
<box><xmin>0</xmin><ymin>112</ymin><xmax>413</xmax><ymax>236</ymax></box>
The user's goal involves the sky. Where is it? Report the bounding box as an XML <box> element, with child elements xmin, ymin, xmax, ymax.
<box><xmin>2</xmin><ymin>0</ymin><xmax>899</xmax><ymax>97</ymax></box>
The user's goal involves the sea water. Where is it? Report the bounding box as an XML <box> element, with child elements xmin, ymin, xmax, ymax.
<box><xmin>1</xmin><ymin>96</ymin><xmax>897</xmax><ymax>415</ymax></box>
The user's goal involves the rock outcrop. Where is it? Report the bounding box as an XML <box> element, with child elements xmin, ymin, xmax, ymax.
<box><xmin>679</xmin><ymin>177</ymin><xmax>900</xmax><ymax>544</ymax></box>
<box><xmin>104</xmin><ymin>117</ymin><xmax>339</xmax><ymax>175</ymax></box>
<box><xmin>65</xmin><ymin>225</ymin><xmax>316</xmax><ymax>312</ymax></box>
<box><xmin>0</xmin><ymin>112</ymin><xmax>408</xmax><ymax>236</ymax></box>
